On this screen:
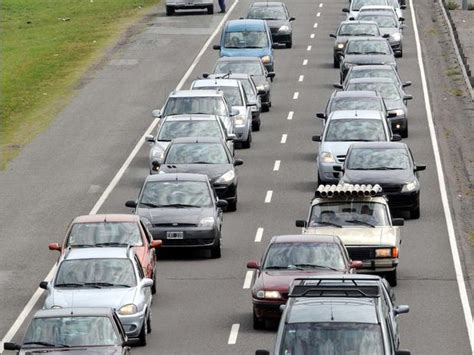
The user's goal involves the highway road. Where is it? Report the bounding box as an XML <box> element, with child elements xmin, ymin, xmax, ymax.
<box><xmin>0</xmin><ymin>0</ymin><xmax>472</xmax><ymax>354</ymax></box>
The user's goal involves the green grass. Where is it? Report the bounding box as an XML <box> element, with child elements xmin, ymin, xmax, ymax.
<box><xmin>446</xmin><ymin>68</ymin><xmax>461</xmax><ymax>76</ymax></box>
<box><xmin>0</xmin><ymin>0</ymin><xmax>160</xmax><ymax>168</ymax></box>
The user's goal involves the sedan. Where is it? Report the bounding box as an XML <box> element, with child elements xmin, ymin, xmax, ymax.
<box><xmin>125</xmin><ymin>173</ymin><xmax>227</xmax><ymax>257</ymax></box>
<box><xmin>338</xmin><ymin>142</ymin><xmax>426</xmax><ymax>218</ymax></box>
<box><xmin>247</xmin><ymin>234</ymin><xmax>362</xmax><ymax>329</ymax></box>
<box><xmin>246</xmin><ymin>1</ymin><xmax>295</xmax><ymax>48</ymax></box>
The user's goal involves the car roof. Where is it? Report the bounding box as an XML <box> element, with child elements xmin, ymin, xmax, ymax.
<box><xmin>288</xmin><ymin>298</ymin><xmax>379</xmax><ymax>324</ymax></box>
<box><xmin>64</xmin><ymin>247</ymin><xmax>131</xmax><ymax>260</ymax></box>
<box><xmin>359</xmin><ymin>10</ymin><xmax>396</xmax><ymax>17</ymax></box>
<box><xmin>350</xmin><ymin>64</ymin><xmax>395</xmax><ymax>71</ymax></box>
<box><xmin>72</xmin><ymin>214</ymin><xmax>139</xmax><ymax>224</ymax></box>
<box><xmin>270</xmin><ymin>234</ymin><xmax>341</xmax><ymax>244</ymax></box>
<box><xmin>328</xmin><ymin>110</ymin><xmax>384</xmax><ymax>120</ymax></box>
<box><xmin>33</xmin><ymin>308</ymin><xmax>115</xmax><ymax>319</ymax></box>
<box><xmin>339</xmin><ymin>20</ymin><xmax>379</xmax><ymax>26</ymax></box>
<box><xmin>251</xmin><ymin>1</ymin><xmax>285</xmax><ymax>7</ymax></box>
<box><xmin>163</xmin><ymin>114</ymin><xmax>219</xmax><ymax>121</ymax></box>
<box><xmin>346</xmin><ymin>36</ymin><xmax>387</xmax><ymax>42</ymax></box>
<box><xmin>360</xmin><ymin>5</ymin><xmax>395</xmax><ymax>9</ymax></box>
<box><xmin>333</xmin><ymin>90</ymin><xmax>379</xmax><ymax>98</ymax></box>
<box><xmin>349</xmin><ymin>142</ymin><xmax>408</xmax><ymax>149</ymax></box>
<box><xmin>170</xmin><ymin>136</ymin><xmax>223</xmax><ymax>144</ymax></box>
<box><xmin>226</xmin><ymin>19</ymin><xmax>266</xmax><ymax>31</ymax></box>
<box><xmin>193</xmin><ymin>79</ymin><xmax>240</xmax><ymax>87</ymax></box>
<box><xmin>216</xmin><ymin>56</ymin><xmax>263</xmax><ymax>63</ymax></box>
<box><xmin>347</xmin><ymin>77</ymin><xmax>397</xmax><ymax>84</ymax></box>
<box><xmin>169</xmin><ymin>90</ymin><xmax>223</xmax><ymax>98</ymax></box>
<box><xmin>145</xmin><ymin>173</ymin><xmax>210</xmax><ymax>183</ymax></box>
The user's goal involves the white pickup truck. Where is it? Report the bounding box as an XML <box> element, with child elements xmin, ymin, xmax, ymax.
<box><xmin>166</xmin><ymin>0</ymin><xmax>214</xmax><ymax>15</ymax></box>
<box><xmin>296</xmin><ymin>184</ymin><xmax>404</xmax><ymax>286</ymax></box>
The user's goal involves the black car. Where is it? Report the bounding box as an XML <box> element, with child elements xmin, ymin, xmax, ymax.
<box><xmin>330</xmin><ymin>20</ymin><xmax>384</xmax><ymax>68</ymax></box>
<box><xmin>256</xmin><ymin>275</ymin><xmax>410</xmax><ymax>355</ymax></box>
<box><xmin>246</xmin><ymin>2</ymin><xmax>295</xmax><ymax>48</ymax></box>
<box><xmin>125</xmin><ymin>173</ymin><xmax>227</xmax><ymax>258</ymax></box>
<box><xmin>156</xmin><ymin>137</ymin><xmax>242</xmax><ymax>211</ymax></box>
<box><xmin>213</xmin><ymin>56</ymin><xmax>274</xmax><ymax>111</ymax></box>
<box><xmin>340</xmin><ymin>36</ymin><xmax>397</xmax><ymax>83</ymax></box>
<box><xmin>4</xmin><ymin>308</ymin><xmax>131</xmax><ymax>354</ymax></box>
<box><xmin>337</xmin><ymin>142</ymin><xmax>426</xmax><ymax>219</ymax></box>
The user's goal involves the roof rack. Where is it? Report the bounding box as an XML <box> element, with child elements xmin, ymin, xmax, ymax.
<box><xmin>289</xmin><ymin>277</ymin><xmax>382</xmax><ymax>298</ymax></box>
<box><xmin>315</xmin><ymin>183</ymin><xmax>383</xmax><ymax>198</ymax></box>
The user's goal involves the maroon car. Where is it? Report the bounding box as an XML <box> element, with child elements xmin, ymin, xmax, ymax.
<box><xmin>247</xmin><ymin>234</ymin><xmax>362</xmax><ymax>329</ymax></box>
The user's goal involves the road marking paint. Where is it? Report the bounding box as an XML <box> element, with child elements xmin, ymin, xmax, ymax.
<box><xmin>280</xmin><ymin>134</ymin><xmax>288</xmax><ymax>144</ymax></box>
<box><xmin>319</xmin><ymin>3</ymin><xmax>323</xmax><ymax>7</ymax></box>
<box><xmin>293</xmin><ymin>92</ymin><xmax>299</xmax><ymax>99</ymax></box>
<box><xmin>0</xmin><ymin>1</ymin><xmax>242</xmax><ymax>350</ymax></box>
<box><xmin>303</xmin><ymin>59</ymin><xmax>308</xmax><ymax>66</ymax></box>
<box><xmin>243</xmin><ymin>270</ymin><xmax>254</xmax><ymax>288</ymax></box>
<box><xmin>287</xmin><ymin>111</ymin><xmax>294</xmax><ymax>120</ymax></box>
<box><xmin>298</xmin><ymin>75</ymin><xmax>304</xmax><ymax>82</ymax></box>
<box><xmin>228</xmin><ymin>324</ymin><xmax>240</xmax><ymax>344</ymax></box>
<box><xmin>265</xmin><ymin>190</ymin><xmax>273</xmax><ymax>203</ymax></box>
<box><xmin>310</xmin><ymin>33</ymin><xmax>315</xmax><ymax>39</ymax></box>
<box><xmin>316</xmin><ymin>12</ymin><xmax>321</xmax><ymax>17</ymax></box>
<box><xmin>306</xmin><ymin>45</ymin><xmax>312</xmax><ymax>51</ymax></box>
<box><xmin>411</xmin><ymin>0</ymin><xmax>474</xmax><ymax>350</ymax></box>
<box><xmin>273</xmin><ymin>160</ymin><xmax>281</xmax><ymax>171</ymax></box>
<box><xmin>314</xmin><ymin>22</ymin><xmax>318</xmax><ymax>28</ymax></box>
<box><xmin>255</xmin><ymin>227</ymin><xmax>264</xmax><ymax>242</ymax></box>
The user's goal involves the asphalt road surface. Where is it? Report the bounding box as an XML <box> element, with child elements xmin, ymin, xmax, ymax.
<box><xmin>0</xmin><ymin>0</ymin><xmax>472</xmax><ymax>354</ymax></box>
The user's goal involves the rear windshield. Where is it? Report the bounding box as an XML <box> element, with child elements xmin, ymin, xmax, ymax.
<box><xmin>247</xmin><ymin>6</ymin><xmax>287</xmax><ymax>20</ymax></box>
<box><xmin>330</xmin><ymin>97</ymin><xmax>383</xmax><ymax>112</ymax></box>
<box><xmin>214</xmin><ymin>61</ymin><xmax>264</xmax><ymax>75</ymax></box>
<box><xmin>352</xmin><ymin>0</ymin><xmax>387</xmax><ymax>11</ymax></box>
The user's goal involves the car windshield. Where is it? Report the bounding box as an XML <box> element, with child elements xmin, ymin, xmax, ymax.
<box><xmin>347</xmin><ymin>68</ymin><xmax>398</xmax><ymax>82</ymax></box>
<box><xmin>263</xmin><ymin>242</ymin><xmax>346</xmax><ymax>270</ymax></box>
<box><xmin>239</xmin><ymin>79</ymin><xmax>256</xmax><ymax>99</ymax></box>
<box><xmin>247</xmin><ymin>6</ymin><xmax>287</xmax><ymax>20</ymax></box>
<box><xmin>196</xmin><ymin>86</ymin><xmax>243</xmax><ymax>106</ymax></box>
<box><xmin>358</xmin><ymin>14</ymin><xmax>397</xmax><ymax>28</ymax></box>
<box><xmin>163</xmin><ymin>97</ymin><xmax>228</xmax><ymax>116</ymax></box>
<box><xmin>346</xmin><ymin>40</ymin><xmax>390</xmax><ymax>54</ymax></box>
<box><xmin>224</xmin><ymin>31</ymin><xmax>269</xmax><ymax>48</ymax></box>
<box><xmin>165</xmin><ymin>142</ymin><xmax>229</xmax><ymax>164</ymax></box>
<box><xmin>279</xmin><ymin>322</ymin><xmax>384</xmax><ymax>355</ymax></box>
<box><xmin>23</xmin><ymin>316</ymin><xmax>120</xmax><ymax>348</ymax></box>
<box><xmin>338</xmin><ymin>23</ymin><xmax>380</xmax><ymax>36</ymax></box>
<box><xmin>309</xmin><ymin>201</ymin><xmax>390</xmax><ymax>227</ymax></box>
<box><xmin>325</xmin><ymin>119</ymin><xmax>386</xmax><ymax>141</ymax></box>
<box><xmin>347</xmin><ymin>148</ymin><xmax>411</xmax><ymax>170</ymax></box>
<box><xmin>330</xmin><ymin>97</ymin><xmax>383</xmax><ymax>112</ymax></box>
<box><xmin>140</xmin><ymin>181</ymin><xmax>212</xmax><ymax>208</ymax></box>
<box><xmin>55</xmin><ymin>258</ymin><xmax>136</xmax><ymax>287</ymax></box>
<box><xmin>67</xmin><ymin>222</ymin><xmax>142</xmax><ymax>247</ymax></box>
<box><xmin>158</xmin><ymin>120</ymin><xmax>222</xmax><ymax>141</ymax></box>
<box><xmin>352</xmin><ymin>0</ymin><xmax>387</xmax><ymax>11</ymax></box>
<box><xmin>214</xmin><ymin>61</ymin><xmax>264</xmax><ymax>75</ymax></box>
<box><xmin>388</xmin><ymin>0</ymin><xmax>400</xmax><ymax>8</ymax></box>
<box><xmin>346</xmin><ymin>82</ymin><xmax>401</xmax><ymax>100</ymax></box>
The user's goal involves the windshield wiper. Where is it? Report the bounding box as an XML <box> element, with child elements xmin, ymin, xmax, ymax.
<box><xmin>371</xmin><ymin>167</ymin><xmax>403</xmax><ymax>170</ymax></box>
<box><xmin>244</xmin><ymin>46</ymin><xmax>265</xmax><ymax>48</ymax></box>
<box><xmin>346</xmin><ymin>51</ymin><xmax>363</xmax><ymax>54</ymax></box>
<box><xmin>345</xmin><ymin>219</ymin><xmax>376</xmax><ymax>228</ymax></box>
<box><xmin>365</xmin><ymin>51</ymin><xmax>388</xmax><ymax>55</ymax></box>
<box><xmin>265</xmin><ymin>265</ymin><xmax>292</xmax><ymax>270</ymax></box>
<box><xmin>23</xmin><ymin>341</ymin><xmax>70</xmax><ymax>348</ymax></box>
<box><xmin>293</xmin><ymin>264</ymin><xmax>339</xmax><ymax>271</ymax></box>
<box><xmin>189</xmin><ymin>161</ymin><xmax>213</xmax><ymax>164</ymax></box>
<box><xmin>159</xmin><ymin>203</ymin><xmax>200</xmax><ymax>208</ymax></box>
<box><xmin>314</xmin><ymin>221</ymin><xmax>342</xmax><ymax>228</ymax></box>
<box><xmin>69</xmin><ymin>244</ymin><xmax>95</xmax><ymax>248</ymax></box>
<box><xmin>139</xmin><ymin>202</ymin><xmax>161</xmax><ymax>208</ymax></box>
<box><xmin>94</xmin><ymin>242</ymin><xmax>129</xmax><ymax>247</ymax></box>
<box><xmin>84</xmin><ymin>282</ymin><xmax>131</xmax><ymax>288</ymax></box>
<box><xmin>55</xmin><ymin>283</ymin><xmax>84</xmax><ymax>287</ymax></box>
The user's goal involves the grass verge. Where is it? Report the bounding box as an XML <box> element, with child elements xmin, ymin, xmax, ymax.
<box><xmin>0</xmin><ymin>0</ymin><xmax>160</xmax><ymax>169</ymax></box>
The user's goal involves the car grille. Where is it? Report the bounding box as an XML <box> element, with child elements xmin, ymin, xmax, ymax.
<box><xmin>348</xmin><ymin>247</ymin><xmax>375</xmax><ymax>260</ymax></box>
<box><xmin>336</xmin><ymin>155</ymin><xmax>346</xmax><ymax>163</ymax></box>
<box><xmin>379</xmin><ymin>184</ymin><xmax>402</xmax><ymax>193</ymax></box>
<box><xmin>162</xmin><ymin>238</ymin><xmax>214</xmax><ymax>246</ymax></box>
<box><xmin>153</xmin><ymin>223</ymin><xmax>198</xmax><ymax>227</ymax></box>
<box><xmin>270</xmin><ymin>27</ymin><xmax>279</xmax><ymax>34</ymax></box>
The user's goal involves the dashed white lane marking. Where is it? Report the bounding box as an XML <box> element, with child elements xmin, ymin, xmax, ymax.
<box><xmin>298</xmin><ymin>75</ymin><xmax>304</xmax><ymax>82</ymax></box>
<box><xmin>273</xmin><ymin>160</ymin><xmax>281</xmax><ymax>171</ymax></box>
<box><xmin>228</xmin><ymin>324</ymin><xmax>240</xmax><ymax>344</ymax></box>
<box><xmin>243</xmin><ymin>270</ymin><xmax>254</xmax><ymax>288</ymax></box>
<box><xmin>265</xmin><ymin>190</ymin><xmax>273</xmax><ymax>203</ymax></box>
<box><xmin>314</xmin><ymin>22</ymin><xmax>318</xmax><ymax>28</ymax></box>
<box><xmin>293</xmin><ymin>92</ymin><xmax>299</xmax><ymax>99</ymax></box>
<box><xmin>287</xmin><ymin>111</ymin><xmax>294</xmax><ymax>120</ymax></box>
<box><xmin>281</xmin><ymin>134</ymin><xmax>288</xmax><ymax>144</ymax></box>
<box><xmin>307</xmin><ymin>45</ymin><xmax>312</xmax><ymax>51</ymax></box>
<box><xmin>316</xmin><ymin>12</ymin><xmax>321</xmax><ymax>17</ymax></box>
<box><xmin>303</xmin><ymin>59</ymin><xmax>308</xmax><ymax>66</ymax></box>
<box><xmin>255</xmin><ymin>227</ymin><xmax>264</xmax><ymax>242</ymax></box>
<box><xmin>319</xmin><ymin>3</ymin><xmax>323</xmax><ymax>7</ymax></box>
<box><xmin>310</xmin><ymin>33</ymin><xmax>315</xmax><ymax>39</ymax></box>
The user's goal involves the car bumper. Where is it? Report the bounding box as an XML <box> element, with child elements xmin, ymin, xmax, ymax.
<box><xmin>253</xmin><ymin>299</ymin><xmax>286</xmax><ymax>320</ymax></box>
<box><xmin>318</xmin><ymin>160</ymin><xmax>342</xmax><ymax>184</ymax></box>
<box><xmin>260</xmin><ymin>91</ymin><xmax>270</xmax><ymax>106</ymax></box>
<box><xmin>119</xmin><ymin>308</ymin><xmax>147</xmax><ymax>338</ymax></box>
<box><xmin>234</xmin><ymin>123</ymin><xmax>250</xmax><ymax>142</ymax></box>
<box><xmin>213</xmin><ymin>182</ymin><xmax>237</xmax><ymax>202</ymax></box>
<box><xmin>271</xmin><ymin>33</ymin><xmax>291</xmax><ymax>44</ymax></box>
<box><xmin>347</xmin><ymin>247</ymin><xmax>399</xmax><ymax>272</ymax></box>
<box><xmin>390</xmin><ymin>41</ymin><xmax>402</xmax><ymax>54</ymax></box>
<box><xmin>166</xmin><ymin>2</ymin><xmax>212</xmax><ymax>9</ymax></box>
<box><xmin>386</xmin><ymin>191</ymin><xmax>419</xmax><ymax>210</ymax></box>
<box><xmin>149</xmin><ymin>226</ymin><xmax>219</xmax><ymax>248</ymax></box>
<box><xmin>388</xmin><ymin>115</ymin><xmax>407</xmax><ymax>132</ymax></box>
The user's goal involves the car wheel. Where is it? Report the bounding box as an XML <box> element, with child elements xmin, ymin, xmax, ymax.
<box><xmin>410</xmin><ymin>205</ymin><xmax>420</xmax><ymax>219</ymax></box>
<box><xmin>151</xmin><ymin>270</ymin><xmax>157</xmax><ymax>295</ymax></box>
<box><xmin>242</xmin><ymin>131</ymin><xmax>252</xmax><ymax>149</ymax></box>
<box><xmin>207</xmin><ymin>5</ymin><xmax>214</xmax><ymax>14</ymax></box>
<box><xmin>286</xmin><ymin>39</ymin><xmax>292</xmax><ymax>49</ymax></box>
<box><xmin>146</xmin><ymin>310</ymin><xmax>152</xmax><ymax>334</ymax></box>
<box><xmin>385</xmin><ymin>269</ymin><xmax>397</xmax><ymax>287</ymax></box>
<box><xmin>333</xmin><ymin>56</ymin><xmax>339</xmax><ymax>68</ymax></box>
<box><xmin>165</xmin><ymin>5</ymin><xmax>174</xmax><ymax>16</ymax></box>
<box><xmin>210</xmin><ymin>239</ymin><xmax>221</xmax><ymax>259</ymax></box>
<box><xmin>138</xmin><ymin>316</ymin><xmax>147</xmax><ymax>346</ymax></box>
<box><xmin>252</xmin><ymin>120</ymin><xmax>260</xmax><ymax>132</ymax></box>
<box><xmin>262</xmin><ymin>103</ymin><xmax>270</xmax><ymax>112</ymax></box>
<box><xmin>401</xmin><ymin>125</ymin><xmax>408</xmax><ymax>138</ymax></box>
<box><xmin>253</xmin><ymin>309</ymin><xmax>266</xmax><ymax>330</ymax></box>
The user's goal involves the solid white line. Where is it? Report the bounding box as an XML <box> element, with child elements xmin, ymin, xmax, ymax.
<box><xmin>319</xmin><ymin>3</ymin><xmax>323</xmax><ymax>7</ymax></box>
<box><xmin>314</xmin><ymin>22</ymin><xmax>318</xmax><ymax>28</ymax></box>
<box><xmin>273</xmin><ymin>160</ymin><xmax>281</xmax><ymax>171</ymax></box>
<box><xmin>316</xmin><ymin>12</ymin><xmax>321</xmax><ymax>17</ymax></box>
<box><xmin>310</xmin><ymin>33</ymin><xmax>315</xmax><ymax>39</ymax></box>
<box><xmin>410</xmin><ymin>0</ymin><xmax>474</xmax><ymax>350</ymax></box>
<box><xmin>306</xmin><ymin>45</ymin><xmax>312</xmax><ymax>51</ymax></box>
<box><xmin>0</xmin><ymin>1</ymin><xmax>241</xmax><ymax>350</ymax></box>
<box><xmin>228</xmin><ymin>324</ymin><xmax>240</xmax><ymax>344</ymax></box>
<box><xmin>243</xmin><ymin>270</ymin><xmax>254</xmax><ymax>289</ymax></box>
<box><xmin>298</xmin><ymin>75</ymin><xmax>304</xmax><ymax>82</ymax></box>
<box><xmin>293</xmin><ymin>92</ymin><xmax>299</xmax><ymax>99</ymax></box>
<box><xmin>287</xmin><ymin>111</ymin><xmax>294</xmax><ymax>120</ymax></box>
<box><xmin>302</xmin><ymin>59</ymin><xmax>308</xmax><ymax>66</ymax></box>
<box><xmin>281</xmin><ymin>134</ymin><xmax>287</xmax><ymax>144</ymax></box>
<box><xmin>265</xmin><ymin>190</ymin><xmax>273</xmax><ymax>203</ymax></box>
<box><xmin>255</xmin><ymin>227</ymin><xmax>264</xmax><ymax>242</ymax></box>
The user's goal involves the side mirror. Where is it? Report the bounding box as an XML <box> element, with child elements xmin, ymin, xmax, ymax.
<box><xmin>312</xmin><ymin>135</ymin><xmax>321</xmax><ymax>142</ymax></box>
<box><xmin>234</xmin><ymin>159</ymin><xmax>244</xmax><ymax>166</ymax></box>
<box><xmin>202</xmin><ymin>72</ymin><xmax>210</xmax><ymax>78</ymax></box>
<box><xmin>256</xmin><ymin>351</ymin><xmax>270</xmax><ymax>355</ymax></box>
<box><xmin>3</xmin><ymin>343</ymin><xmax>21</xmax><ymax>351</ymax></box>
<box><xmin>227</xmin><ymin>133</ymin><xmax>237</xmax><ymax>141</ymax></box>
<box><xmin>289</xmin><ymin>17</ymin><xmax>295</xmax><ymax>21</ymax></box>
<box><xmin>151</xmin><ymin>109</ymin><xmax>162</xmax><ymax>119</ymax></box>
<box><xmin>333</xmin><ymin>83</ymin><xmax>343</xmax><ymax>89</ymax></box>
<box><xmin>395</xmin><ymin>351</ymin><xmax>411</xmax><ymax>355</ymax></box>
<box><xmin>213</xmin><ymin>44</ymin><xmax>221</xmax><ymax>50</ymax></box>
<box><xmin>230</xmin><ymin>108</ymin><xmax>239</xmax><ymax>117</ymax></box>
<box><xmin>392</xmin><ymin>218</ymin><xmax>405</xmax><ymax>226</ymax></box>
<box><xmin>329</xmin><ymin>33</ymin><xmax>337</xmax><ymax>38</ymax></box>
<box><xmin>333</xmin><ymin>165</ymin><xmax>343</xmax><ymax>172</ymax></box>
<box><xmin>295</xmin><ymin>220</ymin><xmax>307</xmax><ymax>228</ymax></box>
<box><xmin>342</xmin><ymin>8</ymin><xmax>350</xmax><ymax>12</ymax></box>
<box><xmin>394</xmin><ymin>305</ymin><xmax>410</xmax><ymax>315</ymax></box>
<box><xmin>48</xmin><ymin>242</ymin><xmax>62</xmax><ymax>252</ymax></box>
<box><xmin>141</xmin><ymin>278</ymin><xmax>154</xmax><ymax>288</ymax></box>
<box><xmin>348</xmin><ymin>16</ymin><xmax>355</xmax><ymax>20</ymax></box>
<box><xmin>216</xmin><ymin>199</ymin><xmax>228</xmax><ymax>209</ymax></box>
<box><xmin>152</xmin><ymin>159</ymin><xmax>162</xmax><ymax>169</ymax></box>
<box><xmin>316</xmin><ymin>112</ymin><xmax>326</xmax><ymax>119</ymax></box>
<box><xmin>415</xmin><ymin>164</ymin><xmax>426</xmax><ymax>171</ymax></box>
<box><xmin>402</xmin><ymin>81</ymin><xmax>412</xmax><ymax>87</ymax></box>
<box><xmin>350</xmin><ymin>260</ymin><xmax>363</xmax><ymax>269</ymax></box>
<box><xmin>150</xmin><ymin>240</ymin><xmax>162</xmax><ymax>249</ymax></box>
<box><xmin>266</xmin><ymin>72</ymin><xmax>275</xmax><ymax>79</ymax></box>
<box><xmin>125</xmin><ymin>200</ymin><xmax>138</xmax><ymax>208</ymax></box>
<box><xmin>39</xmin><ymin>281</ymin><xmax>49</xmax><ymax>290</ymax></box>
<box><xmin>387</xmin><ymin>112</ymin><xmax>397</xmax><ymax>118</ymax></box>
<box><xmin>392</xmin><ymin>134</ymin><xmax>402</xmax><ymax>142</ymax></box>
<box><xmin>145</xmin><ymin>134</ymin><xmax>155</xmax><ymax>143</ymax></box>
<box><xmin>399</xmin><ymin>17</ymin><xmax>406</xmax><ymax>22</ymax></box>
<box><xmin>404</xmin><ymin>94</ymin><xmax>413</xmax><ymax>101</ymax></box>
<box><xmin>246</xmin><ymin>260</ymin><xmax>260</xmax><ymax>269</ymax></box>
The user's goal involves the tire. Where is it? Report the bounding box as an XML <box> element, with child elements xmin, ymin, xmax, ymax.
<box><xmin>401</xmin><ymin>125</ymin><xmax>408</xmax><ymax>138</ymax></box>
<box><xmin>262</xmin><ymin>103</ymin><xmax>270</xmax><ymax>112</ymax></box>
<box><xmin>210</xmin><ymin>239</ymin><xmax>221</xmax><ymax>259</ymax></box>
<box><xmin>227</xmin><ymin>196</ymin><xmax>237</xmax><ymax>212</ymax></box>
<box><xmin>146</xmin><ymin>311</ymin><xmax>152</xmax><ymax>334</ymax></box>
<box><xmin>333</xmin><ymin>56</ymin><xmax>339</xmax><ymax>68</ymax></box>
<box><xmin>385</xmin><ymin>269</ymin><xmax>397</xmax><ymax>287</ymax></box>
<box><xmin>410</xmin><ymin>205</ymin><xmax>420</xmax><ymax>219</ymax></box>
<box><xmin>253</xmin><ymin>309</ymin><xmax>266</xmax><ymax>330</ymax></box>
<box><xmin>166</xmin><ymin>5</ymin><xmax>174</xmax><ymax>16</ymax></box>
<box><xmin>207</xmin><ymin>5</ymin><xmax>214</xmax><ymax>14</ymax></box>
<box><xmin>242</xmin><ymin>131</ymin><xmax>252</xmax><ymax>149</ymax></box>
<box><xmin>137</xmin><ymin>315</ymin><xmax>147</xmax><ymax>346</ymax></box>
<box><xmin>151</xmin><ymin>270</ymin><xmax>157</xmax><ymax>295</ymax></box>
<box><xmin>252</xmin><ymin>120</ymin><xmax>261</xmax><ymax>132</ymax></box>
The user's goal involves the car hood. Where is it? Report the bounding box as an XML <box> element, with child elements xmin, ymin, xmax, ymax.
<box><xmin>20</xmin><ymin>347</ymin><xmax>123</xmax><ymax>354</ymax></box>
<box><xmin>344</xmin><ymin>54</ymin><xmax>395</xmax><ymax>65</ymax></box>
<box><xmin>139</xmin><ymin>206</ymin><xmax>212</xmax><ymax>225</ymax></box>
<box><xmin>383</xmin><ymin>98</ymin><xmax>404</xmax><ymax>111</ymax></box>
<box><xmin>159</xmin><ymin>163</ymin><xmax>233</xmax><ymax>181</ymax></box>
<box><xmin>221</xmin><ymin>47</ymin><xmax>271</xmax><ymax>59</ymax></box>
<box><xmin>257</xmin><ymin>269</ymin><xmax>346</xmax><ymax>292</ymax></box>
<box><xmin>342</xmin><ymin>168</ymin><xmax>414</xmax><ymax>185</ymax></box>
<box><xmin>320</xmin><ymin>141</ymin><xmax>356</xmax><ymax>159</ymax></box>
<box><xmin>48</xmin><ymin>287</ymin><xmax>137</xmax><ymax>309</ymax></box>
<box><xmin>303</xmin><ymin>227</ymin><xmax>399</xmax><ymax>246</ymax></box>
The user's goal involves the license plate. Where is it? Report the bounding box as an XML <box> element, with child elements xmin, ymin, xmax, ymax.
<box><xmin>167</xmin><ymin>231</ymin><xmax>184</xmax><ymax>239</ymax></box>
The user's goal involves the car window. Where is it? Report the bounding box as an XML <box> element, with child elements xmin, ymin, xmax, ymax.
<box><xmin>352</xmin><ymin>0</ymin><xmax>388</xmax><ymax>11</ymax></box>
<box><xmin>247</xmin><ymin>6</ymin><xmax>287</xmax><ymax>20</ymax></box>
<box><xmin>224</xmin><ymin>30</ymin><xmax>269</xmax><ymax>48</ymax></box>
<box><xmin>140</xmin><ymin>181</ymin><xmax>213</xmax><ymax>208</ymax></box>
<box><xmin>347</xmin><ymin>82</ymin><xmax>401</xmax><ymax>100</ymax></box>
<box><xmin>214</xmin><ymin>61</ymin><xmax>264</xmax><ymax>75</ymax></box>
<box><xmin>165</xmin><ymin>142</ymin><xmax>230</xmax><ymax>164</ymax></box>
<box><xmin>23</xmin><ymin>316</ymin><xmax>120</xmax><ymax>347</ymax></box>
<box><xmin>346</xmin><ymin>40</ymin><xmax>391</xmax><ymax>54</ymax></box>
<box><xmin>347</xmin><ymin>148</ymin><xmax>411</xmax><ymax>170</ymax></box>
<box><xmin>325</xmin><ymin>119</ymin><xmax>386</xmax><ymax>141</ymax></box>
<box><xmin>163</xmin><ymin>97</ymin><xmax>228</xmax><ymax>116</ymax></box>
<box><xmin>347</xmin><ymin>69</ymin><xmax>398</xmax><ymax>82</ymax></box>
<box><xmin>157</xmin><ymin>120</ymin><xmax>222</xmax><ymax>141</ymax></box>
<box><xmin>55</xmin><ymin>258</ymin><xmax>136</xmax><ymax>287</ymax></box>
<box><xmin>359</xmin><ymin>14</ymin><xmax>397</xmax><ymax>28</ymax></box>
<box><xmin>195</xmin><ymin>86</ymin><xmax>243</xmax><ymax>106</ymax></box>
<box><xmin>239</xmin><ymin>79</ymin><xmax>256</xmax><ymax>99</ymax></box>
<box><xmin>330</xmin><ymin>97</ymin><xmax>383</xmax><ymax>112</ymax></box>
<box><xmin>67</xmin><ymin>222</ymin><xmax>143</xmax><ymax>247</ymax></box>
<box><xmin>338</xmin><ymin>23</ymin><xmax>380</xmax><ymax>36</ymax></box>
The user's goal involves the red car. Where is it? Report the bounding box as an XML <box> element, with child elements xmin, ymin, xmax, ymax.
<box><xmin>247</xmin><ymin>234</ymin><xmax>362</xmax><ymax>329</ymax></box>
<box><xmin>48</xmin><ymin>214</ymin><xmax>161</xmax><ymax>293</ymax></box>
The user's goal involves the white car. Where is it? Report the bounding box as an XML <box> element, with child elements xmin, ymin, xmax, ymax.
<box><xmin>166</xmin><ymin>0</ymin><xmax>214</xmax><ymax>15</ymax></box>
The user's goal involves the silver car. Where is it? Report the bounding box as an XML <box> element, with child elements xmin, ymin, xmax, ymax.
<box><xmin>40</xmin><ymin>247</ymin><xmax>153</xmax><ymax>346</ymax></box>
<box><xmin>165</xmin><ymin>0</ymin><xmax>214</xmax><ymax>16</ymax></box>
<box><xmin>342</xmin><ymin>0</ymin><xmax>389</xmax><ymax>21</ymax></box>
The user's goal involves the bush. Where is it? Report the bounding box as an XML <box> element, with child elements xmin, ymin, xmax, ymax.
<box><xmin>468</xmin><ymin>2</ymin><xmax>474</xmax><ymax>9</ymax></box>
<box><xmin>446</xmin><ymin>0</ymin><xmax>460</xmax><ymax>9</ymax></box>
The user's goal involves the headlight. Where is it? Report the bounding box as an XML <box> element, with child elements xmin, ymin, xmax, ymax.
<box><xmin>320</xmin><ymin>151</ymin><xmax>335</xmax><ymax>163</ymax></box>
<box><xmin>215</xmin><ymin>170</ymin><xmax>235</xmax><ymax>183</ymax></box>
<box><xmin>391</xmin><ymin>32</ymin><xmax>401</xmax><ymax>41</ymax></box>
<box><xmin>261</xmin><ymin>55</ymin><xmax>271</xmax><ymax>64</ymax></box>
<box><xmin>402</xmin><ymin>180</ymin><xmax>419</xmax><ymax>192</ymax></box>
<box><xmin>234</xmin><ymin>115</ymin><xmax>247</xmax><ymax>126</ymax></box>
<box><xmin>337</xmin><ymin>43</ymin><xmax>345</xmax><ymax>49</ymax></box>
<box><xmin>118</xmin><ymin>304</ymin><xmax>138</xmax><ymax>315</ymax></box>
<box><xmin>375</xmin><ymin>247</ymin><xmax>398</xmax><ymax>258</ymax></box>
<box><xmin>141</xmin><ymin>217</ymin><xmax>152</xmax><ymax>228</ymax></box>
<box><xmin>199</xmin><ymin>217</ymin><xmax>215</xmax><ymax>228</ymax></box>
<box><xmin>256</xmin><ymin>85</ymin><xmax>265</xmax><ymax>92</ymax></box>
<box><xmin>278</xmin><ymin>25</ymin><xmax>290</xmax><ymax>32</ymax></box>
<box><xmin>256</xmin><ymin>290</ymin><xmax>282</xmax><ymax>299</ymax></box>
<box><xmin>389</xmin><ymin>109</ymin><xmax>405</xmax><ymax>116</ymax></box>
